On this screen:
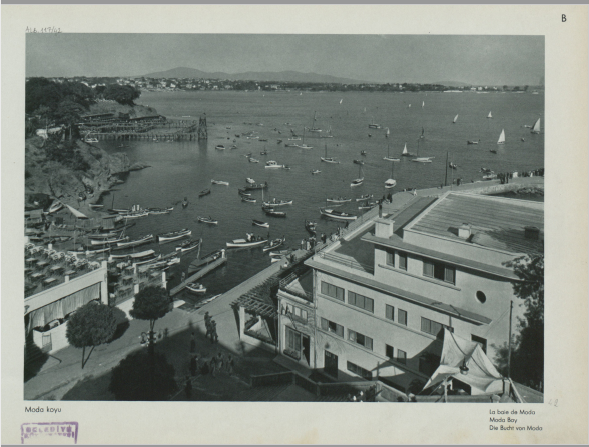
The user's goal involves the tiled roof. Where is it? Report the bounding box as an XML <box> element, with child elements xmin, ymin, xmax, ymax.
<box><xmin>408</xmin><ymin>193</ymin><xmax>543</xmax><ymax>254</ymax></box>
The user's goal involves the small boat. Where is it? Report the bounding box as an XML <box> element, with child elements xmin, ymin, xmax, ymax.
<box><xmin>134</xmin><ymin>254</ymin><xmax>162</xmax><ymax>266</ymax></box>
<box><xmin>199</xmin><ymin>189</ymin><xmax>211</xmax><ymax>198</ymax></box>
<box><xmin>262</xmin><ymin>199</ymin><xmax>292</xmax><ymax>207</ymax></box>
<box><xmin>189</xmin><ymin>250</ymin><xmax>223</xmax><ymax>271</ymax></box>
<box><xmin>244</xmin><ymin>182</ymin><xmax>268</xmax><ymax>190</ymax></box>
<box><xmin>288</xmin><ymin>137</ymin><xmax>301</xmax><ymax>141</ymax></box>
<box><xmin>252</xmin><ymin>219</ymin><xmax>269</xmax><ymax>228</ymax></box>
<box><xmin>497</xmin><ymin>129</ymin><xmax>506</xmax><ymax>145</ymax></box>
<box><xmin>89</xmin><ymin>204</ymin><xmax>104</xmax><ymax>210</ymax></box>
<box><xmin>88</xmin><ymin>231</ymin><xmax>120</xmax><ymax>240</ymax></box>
<box><xmin>351</xmin><ymin>166</ymin><xmax>364</xmax><ymax>187</ymax></box>
<box><xmin>321</xmin><ymin>144</ymin><xmax>340</xmax><ymax>163</ymax></box>
<box><xmin>182</xmin><ymin>197</ymin><xmax>189</xmax><ymax>208</ymax></box>
<box><xmin>326</xmin><ymin>197</ymin><xmax>351</xmax><ymax>203</ymax></box>
<box><xmin>320</xmin><ymin>125</ymin><xmax>334</xmax><ymax>139</ymax></box>
<box><xmin>368</xmin><ymin>117</ymin><xmax>381</xmax><ymax>129</ymax></box>
<box><xmin>480</xmin><ymin>168</ymin><xmax>494</xmax><ymax>174</ymax></box>
<box><xmin>401</xmin><ymin>143</ymin><xmax>413</xmax><ymax>157</ymax></box>
<box><xmin>530</xmin><ymin>118</ymin><xmax>541</xmax><ymax>134</ymax></box>
<box><xmin>299</xmin><ymin>143</ymin><xmax>313</xmax><ymax>150</ymax></box>
<box><xmin>483</xmin><ymin>173</ymin><xmax>497</xmax><ymax>180</ymax></box>
<box><xmin>265</xmin><ymin>160</ymin><xmax>285</xmax><ymax>169</ymax></box>
<box><xmin>263</xmin><ymin>237</ymin><xmax>285</xmax><ymax>252</ymax></box>
<box><xmin>269</xmin><ymin>249</ymin><xmax>292</xmax><ymax>258</ymax></box>
<box><xmin>230</xmin><ymin>145</ymin><xmax>238</xmax><ymax>149</ymax></box>
<box><xmin>215</xmin><ymin>145</ymin><xmax>225</xmax><ymax>150</ymax></box>
<box><xmin>305</xmin><ymin>220</ymin><xmax>317</xmax><ymax>235</ymax></box>
<box><xmin>521</xmin><ymin>138</ymin><xmax>525</xmax><ymax>142</ymax></box>
<box><xmin>353</xmin><ymin>160</ymin><xmax>365</xmax><ymax>165</ymax></box>
<box><xmin>238</xmin><ymin>188</ymin><xmax>251</xmax><ymax>196</ymax></box>
<box><xmin>420</xmin><ymin>127</ymin><xmax>425</xmax><ymax>139</ymax></box>
<box><xmin>108</xmin><ymin>208</ymin><xmax>130</xmax><ymax>214</ymax></box>
<box><xmin>284</xmin><ymin>143</ymin><xmax>300</xmax><ymax>148</ymax></box>
<box><xmin>453</xmin><ymin>114</ymin><xmax>459</xmax><ymax>124</ymax></box>
<box><xmin>260</xmin><ymin>150</ymin><xmax>268</xmax><ymax>155</ymax></box>
<box><xmin>361</xmin><ymin>151</ymin><xmax>367</xmax><ymax>156</ymax></box>
<box><xmin>197</xmin><ymin>216</ymin><xmax>218</xmax><ymax>225</ymax></box>
<box><xmin>211</xmin><ymin>180</ymin><xmax>229</xmax><ymax>186</ymax></box>
<box><xmin>320</xmin><ymin>208</ymin><xmax>357</xmax><ymax>221</ymax></box>
<box><xmin>356</xmin><ymin>194</ymin><xmax>374</xmax><ymax>202</ymax></box>
<box><xmin>467</xmin><ymin>140</ymin><xmax>480</xmax><ymax>145</ymax></box>
<box><xmin>157</xmin><ymin>228</ymin><xmax>191</xmax><ymax>242</ymax></box>
<box><xmin>259</xmin><ymin>139</ymin><xmax>268</xmax><ymax>142</ymax></box>
<box><xmin>306</xmin><ymin>112</ymin><xmax>322</xmax><ymax>133</ymax></box>
<box><xmin>68</xmin><ymin>246</ymin><xmax>111</xmax><ymax>256</ymax></box>
<box><xmin>490</xmin><ymin>149</ymin><xmax>498</xmax><ymax>154</ymax></box>
<box><xmin>241</xmin><ymin>196</ymin><xmax>256</xmax><ymax>203</ymax></box>
<box><xmin>110</xmin><ymin>249</ymin><xmax>155</xmax><ymax>260</ymax></box>
<box><xmin>411</xmin><ymin>158</ymin><xmax>433</xmax><ymax>163</ymax></box>
<box><xmin>226</xmin><ymin>236</ymin><xmax>268</xmax><ymax>248</ymax></box>
<box><xmin>115</xmin><ymin>234</ymin><xmax>154</xmax><ymax>248</ymax></box>
<box><xmin>48</xmin><ymin>201</ymin><xmax>64</xmax><ymax>214</ymax></box>
<box><xmin>262</xmin><ymin>207</ymin><xmax>287</xmax><ymax>218</ymax></box>
<box><xmin>487</xmin><ymin>111</ymin><xmax>493</xmax><ymax>119</ymax></box>
<box><xmin>277</xmin><ymin>139</ymin><xmax>282</xmax><ymax>144</ymax></box>
<box><xmin>449</xmin><ymin>162</ymin><xmax>458</xmax><ymax>170</ymax></box>
<box><xmin>147</xmin><ymin>207</ymin><xmax>173</xmax><ymax>215</ymax></box>
<box><xmin>120</xmin><ymin>211</ymin><xmax>149</xmax><ymax>219</ymax></box>
<box><xmin>176</xmin><ymin>239</ymin><xmax>201</xmax><ymax>252</ymax></box>
<box><xmin>311</xmin><ymin>169</ymin><xmax>322</xmax><ymax>175</ymax></box>
<box><xmin>383</xmin><ymin>143</ymin><xmax>400</xmax><ymax>162</ymax></box>
<box><xmin>359</xmin><ymin>202</ymin><xmax>377</xmax><ymax>210</ymax></box>
<box><xmin>186</xmin><ymin>283</ymin><xmax>207</xmax><ymax>294</ymax></box>
<box><xmin>245</xmin><ymin>153</ymin><xmax>253</xmax><ymax>157</ymax></box>
<box><xmin>249</xmin><ymin>158</ymin><xmax>260</xmax><ymax>163</ymax></box>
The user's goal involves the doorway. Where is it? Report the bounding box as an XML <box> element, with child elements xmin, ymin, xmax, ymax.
<box><xmin>324</xmin><ymin>350</ymin><xmax>338</xmax><ymax>378</ymax></box>
<box><xmin>302</xmin><ymin>335</ymin><xmax>311</xmax><ymax>365</ymax></box>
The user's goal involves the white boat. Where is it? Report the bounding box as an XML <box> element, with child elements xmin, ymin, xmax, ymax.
<box><xmin>265</xmin><ymin>160</ymin><xmax>285</xmax><ymax>169</ymax></box>
<box><xmin>186</xmin><ymin>283</ymin><xmax>207</xmax><ymax>294</ymax></box>
<box><xmin>157</xmin><ymin>228</ymin><xmax>191</xmax><ymax>242</ymax></box>
<box><xmin>110</xmin><ymin>249</ymin><xmax>155</xmax><ymax>260</ymax></box>
<box><xmin>531</xmin><ymin>118</ymin><xmax>541</xmax><ymax>134</ymax></box>
<box><xmin>497</xmin><ymin>129</ymin><xmax>506</xmax><ymax>145</ymax></box>
<box><xmin>383</xmin><ymin>143</ymin><xmax>401</xmax><ymax>162</ymax></box>
<box><xmin>197</xmin><ymin>216</ymin><xmax>218</xmax><ymax>225</ymax></box>
<box><xmin>420</xmin><ymin>127</ymin><xmax>425</xmax><ymax>139</ymax></box>
<box><xmin>368</xmin><ymin>117</ymin><xmax>381</xmax><ymax>129</ymax></box>
<box><xmin>411</xmin><ymin>139</ymin><xmax>434</xmax><ymax>163</ymax></box>
<box><xmin>211</xmin><ymin>179</ymin><xmax>229</xmax><ymax>186</ymax></box>
<box><xmin>306</xmin><ymin>112</ymin><xmax>322</xmax><ymax>133</ymax></box>
<box><xmin>120</xmin><ymin>211</ymin><xmax>149</xmax><ymax>219</ymax></box>
<box><xmin>262</xmin><ymin>199</ymin><xmax>292</xmax><ymax>207</ymax></box>
<box><xmin>326</xmin><ymin>197</ymin><xmax>351</xmax><ymax>203</ymax></box>
<box><xmin>311</xmin><ymin>169</ymin><xmax>322</xmax><ymax>174</ymax></box>
<box><xmin>115</xmin><ymin>234</ymin><xmax>153</xmax><ymax>248</ymax></box>
<box><xmin>263</xmin><ymin>237</ymin><xmax>285</xmax><ymax>253</ymax></box>
<box><xmin>320</xmin><ymin>125</ymin><xmax>334</xmax><ymax>139</ymax></box>
<box><xmin>252</xmin><ymin>219</ymin><xmax>269</xmax><ymax>228</ymax></box>
<box><xmin>356</xmin><ymin>194</ymin><xmax>374</xmax><ymax>202</ymax></box>
<box><xmin>453</xmin><ymin>114</ymin><xmax>459</xmax><ymax>124</ymax></box>
<box><xmin>340</xmin><ymin>99</ymin><xmax>343</xmax><ymax>104</ymax></box>
<box><xmin>90</xmin><ymin>235</ymin><xmax>129</xmax><ymax>245</ymax></box>
<box><xmin>48</xmin><ymin>201</ymin><xmax>64</xmax><ymax>214</ymax></box>
<box><xmin>487</xmin><ymin>111</ymin><xmax>493</xmax><ymax>119</ymax></box>
<box><xmin>467</xmin><ymin>140</ymin><xmax>480</xmax><ymax>145</ymax></box>
<box><xmin>351</xmin><ymin>165</ymin><xmax>364</xmax><ymax>187</ymax></box>
<box><xmin>320</xmin><ymin>208</ymin><xmax>357</xmax><ymax>221</ymax></box>
<box><xmin>385</xmin><ymin>128</ymin><xmax>390</xmax><ymax>138</ymax></box>
<box><xmin>175</xmin><ymin>239</ymin><xmax>201</xmax><ymax>252</ymax></box>
<box><xmin>401</xmin><ymin>142</ymin><xmax>412</xmax><ymax>157</ymax></box>
<box><xmin>226</xmin><ymin>236</ymin><xmax>268</xmax><ymax>248</ymax></box>
<box><xmin>321</xmin><ymin>144</ymin><xmax>340</xmax><ymax>163</ymax></box>
<box><xmin>422</xmin><ymin>101</ymin><xmax>425</xmax><ymax>108</ymax></box>
<box><xmin>384</xmin><ymin>160</ymin><xmax>397</xmax><ymax>189</ymax></box>
<box><xmin>249</xmin><ymin>158</ymin><xmax>259</xmax><ymax>163</ymax></box>
<box><xmin>215</xmin><ymin>145</ymin><xmax>225</xmax><ymax>150</ymax></box>
<box><xmin>246</xmin><ymin>178</ymin><xmax>256</xmax><ymax>184</ymax></box>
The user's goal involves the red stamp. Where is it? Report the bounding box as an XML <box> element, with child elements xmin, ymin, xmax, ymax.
<box><xmin>21</xmin><ymin>422</ymin><xmax>78</xmax><ymax>444</ymax></box>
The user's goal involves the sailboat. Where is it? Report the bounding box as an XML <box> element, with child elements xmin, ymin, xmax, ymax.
<box><xmin>385</xmin><ymin>128</ymin><xmax>390</xmax><ymax>138</ymax></box>
<box><xmin>321</xmin><ymin>144</ymin><xmax>340</xmax><ymax>164</ymax></box>
<box><xmin>384</xmin><ymin>159</ymin><xmax>398</xmax><ymax>189</ymax></box>
<box><xmin>350</xmin><ymin>165</ymin><xmax>364</xmax><ymax>187</ymax></box>
<box><xmin>320</xmin><ymin>125</ymin><xmax>334</xmax><ymax>139</ymax></box>
<box><xmin>384</xmin><ymin>143</ymin><xmax>400</xmax><ymax>162</ymax></box>
<box><xmin>531</xmin><ymin>118</ymin><xmax>541</xmax><ymax>134</ymax></box>
<box><xmin>368</xmin><ymin>117</ymin><xmax>381</xmax><ymax>129</ymax></box>
<box><xmin>420</xmin><ymin>127</ymin><xmax>425</xmax><ymax>139</ymax></box>
<box><xmin>422</xmin><ymin>101</ymin><xmax>425</xmax><ymax>108</ymax></box>
<box><xmin>453</xmin><ymin>114</ymin><xmax>459</xmax><ymax>124</ymax></box>
<box><xmin>487</xmin><ymin>111</ymin><xmax>493</xmax><ymax>119</ymax></box>
<box><xmin>307</xmin><ymin>111</ymin><xmax>322</xmax><ymax>133</ymax></box>
<box><xmin>340</xmin><ymin>99</ymin><xmax>343</xmax><ymax>104</ymax></box>
<box><xmin>401</xmin><ymin>142</ymin><xmax>412</xmax><ymax>157</ymax></box>
<box><xmin>411</xmin><ymin>139</ymin><xmax>434</xmax><ymax>163</ymax></box>
<box><xmin>497</xmin><ymin>129</ymin><xmax>506</xmax><ymax>144</ymax></box>
<box><xmin>299</xmin><ymin>128</ymin><xmax>313</xmax><ymax>149</ymax></box>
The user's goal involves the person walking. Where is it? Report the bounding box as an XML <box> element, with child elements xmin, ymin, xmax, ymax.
<box><xmin>184</xmin><ymin>376</ymin><xmax>192</xmax><ymax>399</ymax></box>
<box><xmin>226</xmin><ymin>354</ymin><xmax>234</xmax><ymax>374</ymax></box>
<box><xmin>209</xmin><ymin>357</ymin><xmax>217</xmax><ymax>378</ymax></box>
<box><xmin>212</xmin><ymin>320</ymin><xmax>218</xmax><ymax>343</ymax></box>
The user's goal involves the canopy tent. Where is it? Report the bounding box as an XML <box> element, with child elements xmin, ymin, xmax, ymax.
<box><xmin>423</xmin><ymin>328</ymin><xmax>504</xmax><ymax>395</ymax></box>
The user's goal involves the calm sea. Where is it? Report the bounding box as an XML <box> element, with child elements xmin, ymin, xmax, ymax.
<box><xmin>99</xmin><ymin>90</ymin><xmax>544</xmax><ymax>304</ymax></box>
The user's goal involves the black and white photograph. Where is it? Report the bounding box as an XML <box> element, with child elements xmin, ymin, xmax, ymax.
<box><xmin>3</xmin><ymin>4</ymin><xmax>588</xmax><ymax>445</ymax></box>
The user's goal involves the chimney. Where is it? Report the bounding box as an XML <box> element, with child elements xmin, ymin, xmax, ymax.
<box><xmin>375</xmin><ymin>217</ymin><xmax>394</xmax><ymax>238</ymax></box>
<box><xmin>458</xmin><ymin>223</ymin><xmax>471</xmax><ymax>239</ymax></box>
<box><xmin>524</xmin><ymin>226</ymin><xmax>540</xmax><ymax>240</ymax></box>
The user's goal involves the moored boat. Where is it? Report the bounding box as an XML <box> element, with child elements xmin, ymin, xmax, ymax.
<box><xmin>326</xmin><ymin>197</ymin><xmax>351</xmax><ymax>203</ymax></box>
<box><xmin>244</xmin><ymin>182</ymin><xmax>268</xmax><ymax>190</ymax></box>
<box><xmin>262</xmin><ymin>237</ymin><xmax>285</xmax><ymax>252</ymax></box>
<box><xmin>311</xmin><ymin>169</ymin><xmax>322</xmax><ymax>174</ymax></box>
<box><xmin>305</xmin><ymin>220</ymin><xmax>317</xmax><ymax>235</ymax></box>
<box><xmin>226</xmin><ymin>235</ymin><xmax>268</xmax><ymax>248</ymax></box>
<box><xmin>198</xmin><ymin>189</ymin><xmax>211</xmax><ymax>197</ymax></box>
<box><xmin>262</xmin><ymin>207</ymin><xmax>287</xmax><ymax>218</ymax></box>
<box><xmin>320</xmin><ymin>208</ymin><xmax>358</xmax><ymax>221</ymax></box>
<box><xmin>265</xmin><ymin>160</ymin><xmax>285</xmax><ymax>169</ymax></box>
<box><xmin>115</xmin><ymin>234</ymin><xmax>154</xmax><ymax>249</ymax></box>
<box><xmin>157</xmin><ymin>228</ymin><xmax>191</xmax><ymax>242</ymax></box>
<box><xmin>110</xmin><ymin>249</ymin><xmax>155</xmax><ymax>260</ymax></box>
<box><xmin>90</xmin><ymin>235</ymin><xmax>129</xmax><ymax>245</ymax></box>
<box><xmin>215</xmin><ymin>145</ymin><xmax>225</xmax><ymax>150</ymax></box>
<box><xmin>530</xmin><ymin>118</ymin><xmax>541</xmax><ymax>134</ymax></box>
<box><xmin>241</xmin><ymin>196</ymin><xmax>256</xmax><ymax>203</ymax></box>
<box><xmin>497</xmin><ymin>129</ymin><xmax>506</xmax><ymax>145</ymax></box>
<box><xmin>249</xmin><ymin>158</ymin><xmax>260</xmax><ymax>163</ymax></box>
<box><xmin>246</xmin><ymin>178</ymin><xmax>256</xmax><ymax>184</ymax></box>
<box><xmin>211</xmin><ymin>180</ymin><xmax>229</xmax><ymax>186</ymax></box>
<box><xmin>353</xmin><ymin>159</ymin><xmax>365</xmax><ymax>165</ymax></box>
<box><xmin>252</xmin><ymin>219</ymin><xmax>269</xmax><ymax>228</ymax></box>
<box><xmin>175</xmin><ymin>239</ymin><xmax>201</xmax><ymax>252</ymax></box>
<box><xmin>467</xmin><ymin>140</ymin><xmax>480</xmax><ymax>145</ymax></box>
<box><xmin>197</xmin><ymin>216</ymin><xmax>218</xmax><ymax>225</ymax></box>
<box><xmin>356</xmin><ymin>194</ymin><xmax>374</xmax><ymax>202</ymax></box>
<box><xmin>262</xmin><ymin>199</ymin><xmax>292</xmax><ymax>207</ymax></box>
<box><xmin>189</xmin><ymin>249</ymin><xmax>223</xmax><ymax>271</ymax></box>
<box><xmin>186</xmin><ymin>283</ymin><xmax>207</xmax><ymax>294</ymax></box>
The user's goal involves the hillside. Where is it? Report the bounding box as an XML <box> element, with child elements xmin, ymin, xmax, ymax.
<box><xmin>142</xmin><ymin>67</ymin><xmax>364</xmax><ymax>84</ymax></box>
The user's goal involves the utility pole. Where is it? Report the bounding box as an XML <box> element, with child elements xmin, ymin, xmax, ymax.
<box><xmin>507</xmin><ymin>300</ymin><xmax>513</xmax><ymax>379</ymax></box>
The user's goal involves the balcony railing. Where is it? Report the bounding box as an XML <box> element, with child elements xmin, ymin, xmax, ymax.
<box><xmin>318</xmin><ymin>252</ymin><xmax>375</xmax><ymax>274</ymax></box>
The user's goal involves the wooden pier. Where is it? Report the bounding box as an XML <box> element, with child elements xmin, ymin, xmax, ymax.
<box><xmin>169</xmin><ymin>256</ymin><xmax>227</xmax><ymax>296</ymax></box>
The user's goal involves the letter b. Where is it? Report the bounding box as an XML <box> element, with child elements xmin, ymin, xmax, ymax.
<box><xmin>562</xmin><ymin>14</ymin><xmax>567</xmax><ymax>22</ymax></box>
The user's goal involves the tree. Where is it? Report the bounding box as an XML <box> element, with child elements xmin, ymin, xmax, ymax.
<box><xmin>109</xmin><ymin>351</ymin><xmax>178</xmax><ymax>401</ymax></box>
<box><xmin>129</xmin><ymin>285</ymin><xmax>171</xmax><ymax>356</ymax></box>
<box><xmin>103</xmin><ymin>84</ymin><xmax>141</xmax><ymax>106</ymax></box>
<box><xmin>66</xmin><ymin>301</ymin><xmax>118</xmax><ymax>368</ymax></box>
<box><xmin>496</xmin><ymin>253</ymin><xmax>544</xmax><ymax>390</ymax></box>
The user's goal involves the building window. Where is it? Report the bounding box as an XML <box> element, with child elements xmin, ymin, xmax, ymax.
<box><xmin>472</xmin><ymin>335</ymin><xmax>487</xmax><ymax>354</ymax></box>
<box><xmin>321</xmin><ymin>281</ymin><xmax>345</xmax><ymax>301</ymax></box>
<box><xmin>285</xmin><ymin>304</ymin><xmax>308</xmax><ymax>323</ymax></box>
<box><xmin>386</xmin><ymin>344</ymin><xmax>394</xmax><ymax>359</ymax></box>
<box><xmin>348</xmin><ymin>291</ymin><xmax>374</xmax><ymax>313</ymax></box>
<box><xmin>398</xmin><ymin>309</ymin><xmax>408</xmax><ymax>326</ymax></box>
<box><xmin>348</xmin><ymin>329</ymin><xmax>373</xmax><ymax>350</ymax></box>
<box><xmin>423</xmin><ymin>259</ymin><xmax>455</xmax><ymax>285</ymax></box>
<box><xmin>385</xmin><ymin>304</ymin><xmax>395</xmax><ymax>321</ymax></box>
<box><xmin>398</xmin><ymin>252</ymin><xmax>408</xmax><ymax>270</ymax></box>
<box><xmin>397</xmin><ymin>349</ymin><xmax>407</xmax><ymax>364</ymax></box>
<box><xmin>285</xmin><ymin>326</ymin><xmax>302</xmax><ymax>352</ymax></box>
<box><xmin>320</xmin><ymin>317</ymin><xmax>344</xmax><ymax>338</ymax></box>
<box><xmin>421</xmin><ymin>317</ymin><xmax>445</xmax><ymax>338</ymax></box>
<box><xmin>476</xmin><ymin>291</ymin><xmax>487</xmax><ymax>304</ymax></box>
<box><xmin>347</xmin><ymin>361</ymin><xmax>372</xmax><ymax>380</ymax></box>
<box><xmin>386</xmin><ymin>249</ymin><xmax>395</xmax><ymax>267</ymax></box>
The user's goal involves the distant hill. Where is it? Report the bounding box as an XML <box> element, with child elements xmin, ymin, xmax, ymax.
<box><xmin>141</xmin><ymin>67</ymin><xmax>364</xmax><ymax>84</ymax></box>
<box><xmin>433</xmin><ymin>80</ymin><xmax>472</xmax><ymax>87</ymax></box>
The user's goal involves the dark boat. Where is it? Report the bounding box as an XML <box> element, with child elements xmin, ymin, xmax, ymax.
<box><xmin>262</xmin><ymin>206</ymin><xmax>286</xmax><ymax>218</ymax></box>
<box><xmin>238</xmin><ymin>188</ymin><xmax>251</xmax><ymax>197</ymax></box>
<box><xmin>353</xmin><ymin>159</ymin><xmax>365</xmax><ymax>165</ymax></box>
<box><xmin>305</xmin><ymin>220</ymin><xmax>317</xmax><ymax>235</ymax></box>
<box><xmin>244</xmin><ymin>182</ymin><xmax>268</xmax><ymax>191</ymax></box>
<box><xmin>182</xmin><ymin>197</ymin><xmax>189</xmax><ymax>208</ymax></box>
<box><xmin>198</xmin><ymin>189</ymin><xmax>211</xmax><ymax>198</ymax></box>
<box><xmin>188</xmin><ymin>249</ymin><xmax>223</xmax><ymax>272</ymax></box>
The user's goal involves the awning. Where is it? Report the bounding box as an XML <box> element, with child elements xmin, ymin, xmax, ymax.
<box><xmin>423</xmin><ymin>328</ymin><xmax>504</xmax><ymax>395</ymax></box>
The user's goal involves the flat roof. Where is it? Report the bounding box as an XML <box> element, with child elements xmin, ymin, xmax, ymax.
<box><xmin>407</xmin><ymin>193</ymin><xmax>544</xmax><ymax>254</ymax></box>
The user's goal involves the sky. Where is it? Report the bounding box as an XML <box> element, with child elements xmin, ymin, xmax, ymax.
<box><xmin>26</xmin><ymin>34</ymin><xmax>544</xmax><ymax>85</ymax></box>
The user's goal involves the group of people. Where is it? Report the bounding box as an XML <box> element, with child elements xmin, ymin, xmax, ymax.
<box><xmin>204</xmin><ymin>311</ymin><xmax>218</xmax><ymax>344</ymax></box>
<box><xmin>347</xmin><ymin>385</ymin><xmax>380</xmax><ymax>402</ymax></box>
<box><xmin>245</xmin><ymin>233</ymin><xmax>265</xmax><ymax>242</ymax></box>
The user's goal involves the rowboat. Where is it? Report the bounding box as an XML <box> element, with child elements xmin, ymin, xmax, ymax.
<box><xmin>238</xmin><ymin>189</ymin><xmax>251</xmax><ymax>196</ymax></box>
<box><xmin>305</xmin><ymin>220</ymin><xmax>317</xmax><ymax>235</ymax></box>
<box><xmin>90</xmin><ymin>235</ymin><xmax>129</xmax><ymax>245</ymax></box>
<box><xmin>263</xmin><ymin>237</ymin><xmax>285</xmax><ymax>252</ymax></box>
<box><xmin>226</xmin><ymin>236</ymin><xmax>268</xmax><ymax>248</ymax></box>
<box><xmin>262</xmin><ymin>207</ymin><xmax>286</xmax><ymax>218</ymax></box>
<box><xmin>246</xmin><ymin>178</ymin><xmax>256</xmax><ymax>184</ymax></box>
<box><xmin>175</xmin><ymin>239</ymin><xmax>201</xmax><ymax>252</ymax></box>
<box><xmin>353</xmin><ymin>159</ymin><xmax>365</xmax><ymax>165</ymax></box>
<box><xmin>199</xmin><ymin>189</ymin><xmax>211</xmax><ymax>197</ymax></box>
<box><xmin>115</xmin><ymin>234</ymin><xmax>154</xmax><ymax>249</ymax></box>
<box><xmin>197</xmin><ymin>216</ymin><xmax>218</xmax><ymax>225</ymax></box>
<box><xmin>244</xmin><ymin>182</ymin><xmax>268</xmax><ymax>190</ymax></box>
<box><xmin>120</xmin><ymin>211</ymin><xmax>149</xmax><ymax>219</ymax></box>
<box><xmin>108</xmin><ymin>208</ymin><xmax>130</xmax><ymax>214</ymax></box>
<box><xmin>110</xmin><ymin>249</ymin><xmax>155</xmax><ymax>260</ymax></box>
<box><xmin>134</xmin><ymin>254</ymin><xmax>161</xmax><ymax>266</ymax></box>
<box><xmin>262</xmin><ymin>199</ymin><xmax>292</xmax><ymax>207</ymax></box>
<box><xmin>215</xmin><ymin>145</ymin><xmax>225</xmax><ymax>150</ymax></box>
<box><xmin>359</xmin><ymin>202</ymin><xmax>377</xmax><ymax>210</ymax></box>
<box><xmin>265</xmin><ymin>160</ymin><xmax>285</xmax><ymax>169</ymax></box>
<box><xmin>326</xmin><ymin>197</ymin><xmax>351</xmax><ymax>203</ymax></box>
<box><xmin>186</xmin><ymin>283</ymin><xmax>207</xmax><ymax>294</ymax></box>
<box><xmin>68</xmin><ymin>246</ymin><xmax>111</xmax><ymax>256</ymax></box>
<box><xmin>320</xmin><ymin>208</ymin><xmax>357</xmax><ymax>221</ymax></box>
<box><xmin>356</xmin><ymin>194</ymin><xmax>374</xmax><ymax>202</ymax></box>
<box><xmin>89</xmin><ymin>204</ymin><xmax>104</xmax><ymax>210</ymax></box>
<box><xmin>252</xmin><ymin>219</ymin><xmax>269</xmax><ymax>228</ymax></box>
<box><xmin>311</xmin><ymin>170</ymin><xmax>322</xmax><ymax>174</ymax></box>
<box><xmin>241</xmin><ymin>196</ymin><xmax>256</xmax><ymax>203</ymax></box>
<box><xmin>249</xmin><ymin>158</ymin><xmax>260</xmax><ymax>163</ymax></box>
<box><xmin>467</xmin><ymin>140</ymin><xmax>480</xmax><ymax>145</ymax></box>
<box><xmin>211</xmin><ymin>180</ymin><xmax>229</xmax><ymax>186</ymax></box>
<box><xmin>88</xmin><ymin>231</ymin><xmax>121</xmax><ymax>240</ymax></box>
<box><xmin>157</xmin><ymin>228</ymin><xmax>191</xmax><ymax>242</ymax></box>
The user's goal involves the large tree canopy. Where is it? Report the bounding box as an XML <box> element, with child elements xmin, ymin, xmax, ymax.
<box><xmin>66</xmin><ymin>301</ymin><xmax>118</xmax><ymax>368</ymax></box>
<box><xmin>26</xmin><ymin>77</ymin><xmax>96</xmax><ymax>116</ymax></box>
<box><xmin>103</xmin><ymin>84</ymin><xmax>141</xmax><ymax>106</ymax></box>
